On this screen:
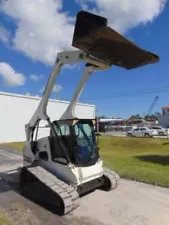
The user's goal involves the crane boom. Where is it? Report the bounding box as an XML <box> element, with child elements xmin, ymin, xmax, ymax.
<box><xmin>147</xmin><ymin>96</ymin><xmax>158</xmax><ymax>116</ymax></box>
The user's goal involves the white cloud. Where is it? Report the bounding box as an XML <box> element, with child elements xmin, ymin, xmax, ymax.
<box><xmin>52</xmin><ymin>84</ymin><xmax>62</xmax><ymax>93</ymax></box>
<box><xmin>25</xmin><ymin>92</ymin><xmax>31</xmax><ymax>96</ymax></box>
<box><xmin>77</xmin><ymin>0</ymin><xmax>167</xmax><ymax>33</ymax></box>
<box><xmin>0</xmin><ymin>61</ymin><xmax>26</xmax><ymax>87</ymax></box>
<box><xmin>0</xmin><ymin>0</ymin><xmax>167</xmax><ymax>65</ymax></box>
<box><xmin>30</xmin><ymin>74</ymin><xmax>44</xmax><ymax>81</ymax></box>
<box><xmin>0</xmin><ymin>0</ymin><xmax>75</xmax><ymax>65</ymax></box>
<box><xmin>35</xmin><ymin>94</ymin><xmax>40</xmax><ymax>97</ymax></box>
<box><xmin>39</xmin><ymin>83</ymin><xmax>62</xmax><ymax>94</ymax></box>
<box><xmin>39</xmin><ymin>86</ymin><xmax>45</xmax><ymax>93</ymax></box>
<box><xmin>0</xmin><ymin>23</ymin><xmax>10</xmax><ymax>43</ymax></box>
<box><xmin>25</xmin><ymin>92</ymin><xmax>40</xmax><ymax>97</ymax></box>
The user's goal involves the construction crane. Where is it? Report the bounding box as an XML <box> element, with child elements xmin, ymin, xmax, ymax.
<box><xmin>126</xmin><ymin>96</ymin><xmax>159</xmax><ymax>125</ymax></box>
<box><xmin>146</xmin><ymin>96</ymin><xmax>158</xmax><ymax>119</ymax></box>
<box><xmin>19</xmin><ymin>10</ymin><xmax>159</xmax><ymax>215</ymax></box>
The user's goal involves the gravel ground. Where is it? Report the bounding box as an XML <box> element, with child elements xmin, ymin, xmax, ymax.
<box><xmin>66</xmin><ymin>179</ymin><xmax>169</xmax><ymax>225</ymax></box>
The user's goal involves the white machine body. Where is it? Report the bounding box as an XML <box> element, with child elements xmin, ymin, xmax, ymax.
<box><xmin>22</xmin><ymin>49</ymin><xmax>109</xmax><ymax>188</ymax></box>
<box><xmin>19</xmin><ymin>10</ymin><xmax>158</xmax><ymax>214</ymax></box>
<box><xmin>23</xmin><ymin>136</ymin><xmax>103</xmax><ymax>187</ymax></box>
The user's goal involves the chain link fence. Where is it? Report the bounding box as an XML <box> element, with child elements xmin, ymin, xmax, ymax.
<box><xmin>97</xmin><ymin>125</ymin><xmax>131</xmax><ymax>137</ymax></box>
<box><xmin>97</xmin><ymin>124</ymin><xmax>169</xmax><ymax>139</ymax></box>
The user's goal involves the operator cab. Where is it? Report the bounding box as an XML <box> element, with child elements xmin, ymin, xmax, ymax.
<box><xmin>49</xmin><ymin>119</ymin><xmax>100</xmax><ymax>167</ymax></box>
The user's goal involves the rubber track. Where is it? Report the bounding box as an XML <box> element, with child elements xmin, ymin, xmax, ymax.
<box><xmin>103</xmin><ymin>167</ymin><xmax>120</xmax><ymax>190</ymax></box>
<box><xmin>24</xmin><ymin>166</ymin><xmax>79</xmax><ymax>215</ymax></box>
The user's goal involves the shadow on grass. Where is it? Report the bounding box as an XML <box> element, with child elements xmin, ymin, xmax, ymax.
<box><xmin>135</xmin><ymin>155</ymin><xmax>169</xmax><ymax>166</ymax></box>
<box><xmin>162</xmin><ymin>142</ymin><xmax>169</xmax><ymax>145</ymax></box>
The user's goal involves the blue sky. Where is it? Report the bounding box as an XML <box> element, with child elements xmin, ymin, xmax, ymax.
<box><xmin>0</xmin><ymin>0</ymin><xmax>169</xmax><ymax>119</ymax></box>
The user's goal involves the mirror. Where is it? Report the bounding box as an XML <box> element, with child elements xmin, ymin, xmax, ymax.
<box><xmin>39</xmin><ymin>151</ymin><xmax>48</xmax><ymax>161</ymax></box>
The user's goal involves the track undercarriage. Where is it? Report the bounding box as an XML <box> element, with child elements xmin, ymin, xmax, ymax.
<box><xmin>19</xmin><ymin>166</ymin><xmax>120</xmax><ymax>215</ymax></box>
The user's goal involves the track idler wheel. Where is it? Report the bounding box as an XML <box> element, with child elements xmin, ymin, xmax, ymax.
<box><xmin>100</xmin><ymin>168</ymin><xmax>120</xmax><ymax>191</ymax></box>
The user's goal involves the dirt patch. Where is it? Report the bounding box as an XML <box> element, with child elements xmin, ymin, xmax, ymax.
<box><xmin>0</xmin><ymin>208</ymin><xmax>15</xmax><ymax>225</ymax></box>
<box><xmin>0</xmin><ymin>172</ymin><xmax>66</xmax><ymax>225</ymax></box>
<box><xmin>0</xmin><ymin>188</ymin><xmax>68</xmax><ymax>225</ymax></box>
<box><xmin>0</xmin><ymin>205</ymin><xmax>40</xmax><ymax>225</ymax></box>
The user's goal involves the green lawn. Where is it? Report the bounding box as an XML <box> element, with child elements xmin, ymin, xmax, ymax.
<box><xmin>0</xmin><ymin>142</ymin><xmax>24</xmax><ymax>151</ymax></box>
<box><xmin>99</xmin><ymin>137</ymin><xmax>169</xmax><ymax>187</ymax></box>
<box><xmin>1</xmin><ymin>137</ymin><xmax>169</xmax><ymax>187</ymax></box>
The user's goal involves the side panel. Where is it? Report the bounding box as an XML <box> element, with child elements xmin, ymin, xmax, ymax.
<box><xmin>71</xmin><ymin>159</ymin><xmax>104</xmax><ymax>185</ymax></box>
<box><xmin>36</xmin><ymin>137</ymin><xmax>77</xmax><ymax>185</ymax></box>
<box><xmin>23</xmin><ymin>142</ymin><xmax>35</xmax><ymax>167</ymax></box>
<box><xmin>23</xmin><ymin>136</ymin><xmax>78</xmax><ymax>185</ymax></box>
<box><xmin>23</xmin><ymin>136</ymin><xmax>103</xmax><ymax>187</ymax></box>
<box><xmin>23</xmin><ymin>137</ymin><xmax>52</xmax><ymax>167</ymax></box>
<box><xmin>36</xmin><ymin>137</ymin><xmax>52</xmax><ymax>161</ymax></box>
<box><xmin>42</xmin><ymin>161</ymin><xmax>78</xmax><ymax>186</ymax></box>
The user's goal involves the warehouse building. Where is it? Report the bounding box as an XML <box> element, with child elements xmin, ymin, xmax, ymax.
<box><xmin>0</xmin><ymin>92</ymin><xmax>96</xmax><ymax>143</ymax></box>
<box><xmin>158</xmin><ymin>106</ymin><xmax>169</xmax><ymax>128</ymax></box>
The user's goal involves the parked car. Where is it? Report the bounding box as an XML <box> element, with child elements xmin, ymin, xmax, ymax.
<box><xmin>127</xmin><ymin>126</ymin><xmax>158</xmax><ymax>138</ymax></box>
<box><xmin>149</xmin><ymin>126</ymin><xmax>169</xmax><ymax>136</ymax></box>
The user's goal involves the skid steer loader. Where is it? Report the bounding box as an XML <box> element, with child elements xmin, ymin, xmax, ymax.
<box><xmin>19</xmin><ymin>10</ymin><xmax>159</xmax><ymax>215</ymax></box>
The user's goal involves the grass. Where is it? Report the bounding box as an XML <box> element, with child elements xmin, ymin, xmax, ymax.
<box><xmin>99</xmin><ymin>137</ymin><xmax>169</xmax><ymax>187</ymax></box>
<box><xmin>0</xmin><ymin>209</ymin><xmax>15</xmax><ymax>225</ymax></box>
<box><xmin>0</xmin><ymin>142</ymin><xmax>24</xmax><ymax>151</ymax></box>
<box><xmin>0</xmin><ymin>205</ymin><xmax>39</xmax><ymax>225</ymax></box>
<box><xmin>1</xmin><ymin>137</ymin><xmax>169</xmax><ymax>187</ymax></box>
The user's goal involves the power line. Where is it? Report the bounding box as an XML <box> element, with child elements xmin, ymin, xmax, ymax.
<box><xmin>82</xmin><ymin>86</ymin><xmax>169</xmax><ymax>101</ymax></box>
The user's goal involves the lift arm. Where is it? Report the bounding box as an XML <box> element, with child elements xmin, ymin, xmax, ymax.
<box><xmin>25</xmin><ymin>49</ymin><xmax>110</xmax><ymax>140</ymax></box>
<box><xmin>25</xmin><ymin>50</ymin><xmax>85</xmax><ymax>140</ymax></box>
<box><xmin>60</xmin><ymin>62</ymin><xmax>109</xmax><ymax>120</ymax></box>
<box><xmin>26</xmin><ymin>50</ymin><xmax>85</xmax><ymax>127</ymax></box>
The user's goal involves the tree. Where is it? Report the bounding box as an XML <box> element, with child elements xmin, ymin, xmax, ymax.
<box><xmin>100</xmin><ymin>115</ymin><xmax>106</xmax><ymax>119</ymax></box>
<box><xmin>132</xmin><ymin>114</ymin><xmax>141</xmax><ymax>119</ymax></box>
<box><xmin>154</xmin><ymin>112</ymin><xmax>161</xmax><ymax>116</ymax></box>
<box><xmin>144</xmin><ymin>112</ymin><xmax>161</xmax><ymax>120</ymax></box>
